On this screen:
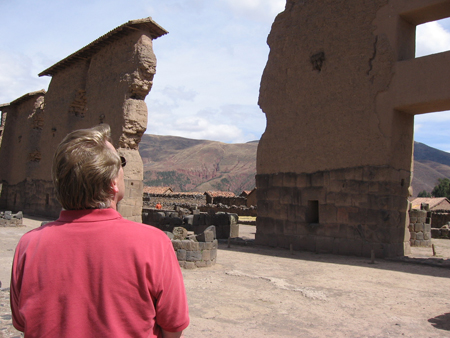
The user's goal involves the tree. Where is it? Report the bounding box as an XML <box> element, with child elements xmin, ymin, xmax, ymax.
<box><xmin>431</xmin><ymin>178</ymin><xmax>450</xmax><ymax>198</ymax></box>
<box><xmin>417</xmin><ymin>190</ymin><xmax>431</xmax><ymax>197</ymax></box>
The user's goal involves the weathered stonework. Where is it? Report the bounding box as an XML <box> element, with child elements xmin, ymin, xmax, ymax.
<box><xmin>257</xmin><ymin>1</ymin><xmax>450</xmax><ymax>257</ymax></box>
<box><xmin>0</xmin><ymin>18</ymin><xmax>167</xmax><ymax>221</ymax></box>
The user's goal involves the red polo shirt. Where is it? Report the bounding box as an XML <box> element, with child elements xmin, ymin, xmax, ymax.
<box><xmin>10</xmin><ymin>208</ymin><xmax>189</xmax><ymax>337</ymax></box>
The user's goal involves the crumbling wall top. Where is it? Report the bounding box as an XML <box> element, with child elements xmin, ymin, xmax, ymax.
<box><xmin>38</xmin><ymin>17</ymin><xmax>168</xmax><ymax>77</ymax></box>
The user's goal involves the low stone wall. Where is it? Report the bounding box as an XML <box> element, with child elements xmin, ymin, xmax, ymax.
<box><xmin>429</xmin><ymin>211</ymin><xmax>450</xmax><ymax>229</ymax></box>
<box><xmin>409</xmin><ymin>209</ymin><xmax>431</xmax><ymax>247</ymax></box>
<box><xmin>199</xmin><ymin>204</ymin><xmax>257</xmax><ymax>217</ymax></box>
<box><xmin>142</xmin><ymin>208</ymin><xmax>239</xmax><ymax>239</ymax></box>
<box><xmin>431</xmin><ymin>227</ymin><xmax>450</xmax><ymax>239</ymax></box>
<box><xmin>143</xmin><ymin>193</ymin><xmax>206</xmax><ymax>208</ymax></box>
<box><xmin>210</xmin><ymin>196</ymin><xmax>247</xmax><ymax>207</ymax></box>
<box><xmin>0</xmin><ymin>211</ymin><xmax>23</xmax><ymax>227</ymax></box>
<box><xmin>171</xmin><ymin>226</ymin><xmax>218</xmax><ymax>269</ymax></box>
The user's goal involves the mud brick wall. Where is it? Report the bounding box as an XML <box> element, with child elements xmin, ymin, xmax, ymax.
<box><xmin>172</xmin><ymin>239</ymin><xmax>218</xmax><ymax>269</ymax></box>
<box><xmin>210</xmin><ymin>196</ymin><xmax>247</xmax><ymax>207</ymax></box>
<box><xmin>256</xmin><ymin>166</ymin><xmax>410</xmax><ymax>258</ymax></box>
<box><xmin>143</xmin><ymin>193</ymin><xmax>206</xmax><ymax>208</ymax></box>
<box><xmin>408</xmin><ymin>209</ymin><xmax>431</xmax><ymax>247</ymax></box>
<box><xmin>199</xmin><ymin>205</ymin><xmax>257</xmax><ymax>217</ymax></box>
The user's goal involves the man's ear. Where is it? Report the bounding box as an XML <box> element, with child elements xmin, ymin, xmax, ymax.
<box><xmin>111</xmin><ymin>177</ymin><xmax>119</xmax><ymax>194</ymax></box>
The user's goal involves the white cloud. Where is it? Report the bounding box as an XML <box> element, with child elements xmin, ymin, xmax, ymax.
<box><xmin>221</xmin><ymin>0</ymin><xmax>285</xmax><ymax>22</ymax></box>
<box><xmin>0</xmin><ymin>51</ymin><xmax>50</xmax><ymax>104</ymax></box>
<box><xmin>416</xmin><ymin>20</ymin><xmax>450</xmax><ymax>57</ymax></box>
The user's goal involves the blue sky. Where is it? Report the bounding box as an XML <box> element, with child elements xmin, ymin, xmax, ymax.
<box><xmin>1</xmin><ymin>1</ymin><xmax>450</xmax><ymax>149</ymax></box>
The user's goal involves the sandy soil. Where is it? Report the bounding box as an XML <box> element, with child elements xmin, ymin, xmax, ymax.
<box><xmin>1</xmin><ymin>216</ymin><xmax>450</xmax><ymax>338</ymax></box>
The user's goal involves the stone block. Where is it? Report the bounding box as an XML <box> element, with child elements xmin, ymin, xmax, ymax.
<box><xmin>4</xmin><ymin>211</ymin><xmax>11</xmax><ymax>220</ymax></box>
<box><xmin>415</xmin><ymin>232</ymin><xmax>424</xmax><ymax>240</ymax></box>
<box><xmin>301</xmin><ymin>187</ymin><xmax>326</xmax><ymax>204</ymax></box>
<box><xmin>423</xmin><ymin>232</ymin><xmax>430</xmax><ymax>240</ymax></box>
<box><xmin>410</xmin><ymin>232</ymin><xmax>416</xmax><ymax>240</ymax></box>
<box><xmin>186</xmin><ymin>250</ymin><xmax>202</xmax><ymax>261</ymax></box>
<box><xmin>414</xmin><ymin>223</ymin><xmax>424</xmax><ymax>232</ymax></box>
<box><xmin>256</xmin><ymin>174</ymin><xmax>271</xmax><ymax>189</ymax></box>
<box><xmin>315</xmin><ymin>236</ymin><xmax>334</xmax><ymax>254</ymax></box>
<box><xmin>283</xmin><ymin>172</ymin><xmax>297</xmax><ymax>187</ymax></box>
<box><xmin>311</xmin><ymin>172</ymin><xmax>324</xmax><ymax>187</ymax></box>
<box><xmin>184</xmin><ymin>215</ymin><xmax>194</xmax><ymax>226</ymax></box>
<box><xmin>296</xmin><ymin>174</ymin><xmax>309</xmax><ymax>188</ymax></box>
<box><xmin>210</xmin><ymin>248</ymin><xmax>217</xmax><ymax>261</ymax></box>
<box><xmin>178</xmin><ymin>261</ymin><xmax>186</xmax><ymax>269</ymax></box>
<box><xmin>172</xmin><ymin>240</ymin><xmax>182</xmax><ymax>250</ymax></box>
<box><xmin>272</xmin><ymin>173</ymin><xmax>283</xmax><ymax>187</ymax></box>
<box><xmin>230</xmin><ymin>222</ymin><xmax>239</xmax><ymax>238</ymax></box>
<box><xmin>195</xmin><ymin>260</ymin><xmax>211</xmax><ymax>268</ymax></box>
<box><xmin>184</xmin><ymin>262</ymin><xmax>196</xmax><ymax>269</ymax></box>
<box><xmin>337</xmin><ymin>239</ymin><xmax>363</xmax><ymax>256</ymax></box>
<box><xmin>182</xmin><ymin>240</ymin><xmax>199</xmax><ymax>251</ymax></box>
<box><xmin>320</xmin><ymin>204</ymin><xmax>337</xmax><ymax>223</ymax></box>
<box><xmin>424</xmin><ymin>223</ymin><xmax>431</xmax><ymax>232</ymax></box>
<box><xmin>177</xmin><ymin>249</ymin><xmax>187</xmax><ymax>261</ymax></box>
<box><xmin>315</xmin><ymin>223</ymin><xmax>340</xmax><ymax>238</ymax></box>
<box><xmin>173</xmin><ymin>227</ymin><xmax>188</xmax><ymax>240</ymax></box>
<box><xmin>267</xmin><ymin>188</ymin><xmax>280</xmax><ymax>201</ymax></box>
<box><xmin>431</xmin><ymin>228</ymin><xmax>440</xmax><ymax>238</ymax></box>
<box><xmin>201</xmin><ymin>249</ymin><xmax>211</xmax><ymax>261</ymax></box>
<box><xmin>423</xmin><ymin>239</ymin><xmax>432</xmax><ymax>247</ymax></box>
<box><xmin>280</xmin><ymin>187</ymin><xmax>295</xmax><ymax>205</ymax></box>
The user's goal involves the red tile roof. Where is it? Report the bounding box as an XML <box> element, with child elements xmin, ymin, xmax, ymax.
<box><xmin>143</xmin><ymin>186</ymin><xmax>173</xmax><ymax>194</ymax></box>
<box><xmin>205</xmin><ymin>191</ymin><xmax>236</xmax><ymax>198</ymax></box>
<box><xmin>409</xmin><ymin>197</ymin><xmax>450</xmax><ymax>210</ymax></box>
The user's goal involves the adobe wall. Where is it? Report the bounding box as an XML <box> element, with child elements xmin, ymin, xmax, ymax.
<box><xmin>257</xmin><ymin>0</ymin><xmax>450</xmax><ymax>257</ymax></box>
<box><xmin>0</xmin><ymin>19</ymin><xmax>167</xmax><ymax>221</ymax></box>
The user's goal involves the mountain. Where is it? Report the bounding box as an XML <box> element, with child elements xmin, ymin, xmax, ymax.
<box><xmin>139</xmin><ymin>134</ymin><xmax>257</xmax><ymax>194</ymax></box>
<box><xmin>138</xmin><ymin>135</ymin><xmax>450</xmax><ymax>196</ymax></box>
<box><xmin>412</xmin><ymin>142</ymin><xmax>450</xmax><ymax>195</ymax></box>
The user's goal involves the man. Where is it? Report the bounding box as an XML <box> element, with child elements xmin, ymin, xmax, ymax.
<box><xmin>10</xmin><ymin>124</ymin><xmax>189</xmax><ymax>337</ymax></box>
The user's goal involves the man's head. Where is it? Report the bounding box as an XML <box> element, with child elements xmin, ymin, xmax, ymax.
<box><xmin>52</xmin><ymin>124</ymin><xmax>124</xmax><ymax>210</ymax></box>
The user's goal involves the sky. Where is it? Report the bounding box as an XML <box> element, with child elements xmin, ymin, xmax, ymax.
<box><xmin>0</xmin><ymin>1</ymin><xmax>450</xmax><ymax>149</ymax></box>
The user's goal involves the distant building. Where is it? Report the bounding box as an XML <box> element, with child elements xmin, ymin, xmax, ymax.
<box><xmin>409</xmin><ymin>197</ymin><xmax>450</xmax><ymax>211</ymax></box>
<box><xmin>204</xmin><ymin>191</ymin><xmax>235</xmax><ymax>204</ymax></box>
<box><xmin>143</xmin><ymin>186</ymin><xmax>173</xmax><ymax>194</ymax></box>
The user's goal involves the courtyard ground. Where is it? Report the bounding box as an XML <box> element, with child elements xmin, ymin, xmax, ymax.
<box><xmin>1</xmin><ymin>216</ymin><xmax>449</xmax><ymax>337</ymax></box>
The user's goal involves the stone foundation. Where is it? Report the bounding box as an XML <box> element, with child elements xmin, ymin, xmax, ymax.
<box><xmin>408</xmin><ymin>209</ymin><xmax>431</xmax><ymax>247</ymax></box>
<box><xmin>0</xmin><ymin>179</ymin><xmax>60</xmax><ymax>218</ymax></box>
<box><xmin>256</xmin><ymin>166</ymin><xmax>410</xmax><ymax>258</ymax></box>
<box><xmin>170</xmin><ymin>226</ymin><xmax>218</xmax><ymax>269</ymax></box>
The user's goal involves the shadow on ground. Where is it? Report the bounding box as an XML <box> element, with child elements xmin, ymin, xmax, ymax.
<box><xmin>428</xmin><ymin>313</ymin><xmax>450</xmax><ymax>331</ymax></box>
<box><xmin>220</xmin><ymin>240</ymin><xmax>450</xmax><ymax>280</ymax></box>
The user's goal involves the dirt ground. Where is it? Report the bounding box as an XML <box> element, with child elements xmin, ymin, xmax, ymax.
<box><xmin>1</xmin><ymin>216</ymin><xmax>450</xmax><ymax>338</ymax></box>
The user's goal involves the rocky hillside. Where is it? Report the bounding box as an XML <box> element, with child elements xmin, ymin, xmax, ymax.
<box><xmin>139</xmin><ymin>134</ymin><xmax>257</xmax><ymax>194</ymax></box>
<box><xmin>412</xmin><ymin>142</ymin><xmax>450</xmax><ymax>195</ymax></box>
<box><xmin>139</xmin><ymin>135</ymin><xmax>450</xmax><ymax>196</ymax></box>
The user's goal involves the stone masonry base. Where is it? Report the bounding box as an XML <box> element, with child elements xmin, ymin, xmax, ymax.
<box><xmin>256</xmin><ymin>166</ymin><xmax>411</xmax><ymax>258</ymax></box>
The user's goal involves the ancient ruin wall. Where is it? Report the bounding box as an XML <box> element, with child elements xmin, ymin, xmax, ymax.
<box><xmin>257</xmin><ymin>0</ymin><xmax>450</xmax><ymax>257</ymax></box>
<box><xmin>0</xmin><ymin>19</ymin><xmax>167</xmax><ymax>221</ymax></box>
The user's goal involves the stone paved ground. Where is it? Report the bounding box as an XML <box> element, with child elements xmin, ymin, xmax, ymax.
<box><xmin>1</xmin><ymin>217</ymin><xmax>450</xmax><ymax>337</ymax></box>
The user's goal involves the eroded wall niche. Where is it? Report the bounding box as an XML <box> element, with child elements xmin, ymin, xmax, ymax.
<box><xmin>0</xmin><ymin>18</ymin><xmax>167</xmax><ymax>221</ymax></box>
<box><xmin>257</xmin><ymin>0</ymin><xmax>450</xmax><ymax>257</ymax></box>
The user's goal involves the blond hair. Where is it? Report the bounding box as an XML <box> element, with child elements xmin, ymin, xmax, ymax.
<box><xmin>52</xmin><ymin>124</ymin><xmax>121</xmax><ymax>210</ymax></box>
